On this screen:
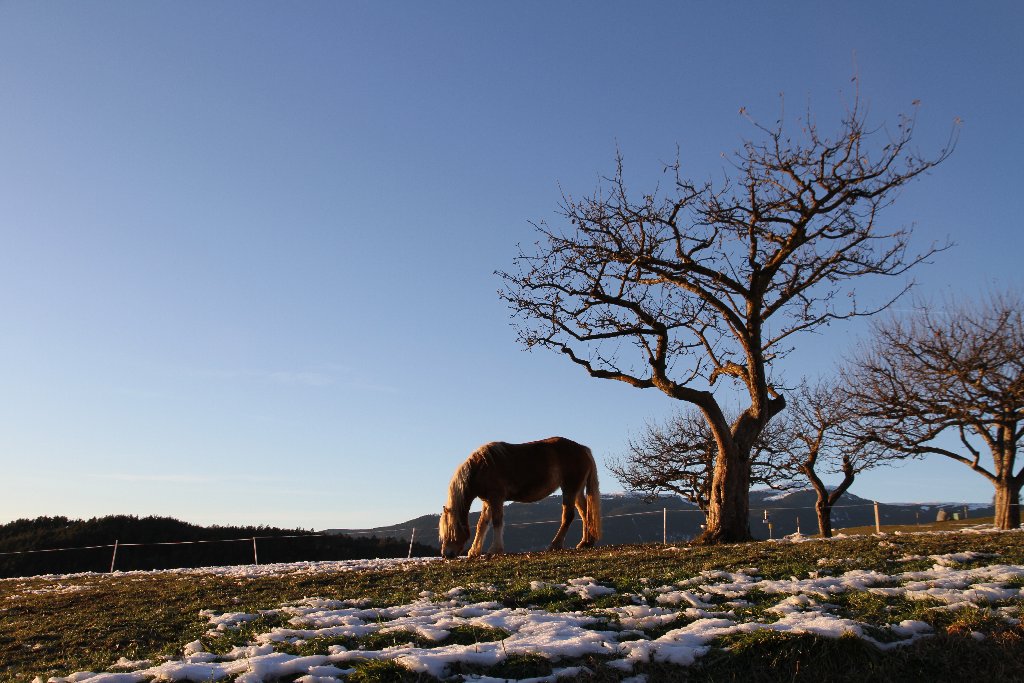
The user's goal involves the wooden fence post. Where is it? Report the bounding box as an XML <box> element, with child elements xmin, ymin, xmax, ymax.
<box><xmin>110</xmin><ymin>540</ymin><xmax>119</xmax><ymax>573</ymax></box>
<box><xmin>252</xmin><ymin>537</ymin><xmax>259</xmax><ymax>566</ymax></box>
<box><xmin>873</xmin><ymin>501</ymin><xmax>881</xmax><ymax>533</ymax></box>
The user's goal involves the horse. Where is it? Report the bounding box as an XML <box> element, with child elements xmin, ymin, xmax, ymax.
<box><xmin>439</xmin><ymin>436</ymin><xmax>601</xmax><ymax>558</ymax></box>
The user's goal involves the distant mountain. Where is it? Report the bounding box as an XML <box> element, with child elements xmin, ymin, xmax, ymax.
<box><xmin>0</xmin><ymin>515</ymin><xmax>436</xmax><ymax>578</ymax></box>
<box><xmin>327</xmin><ymin>490</ymin><xmax>994</xmax><ymax>553</ymax></box>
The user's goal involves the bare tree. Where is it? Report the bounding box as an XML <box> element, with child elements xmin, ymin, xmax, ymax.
<box><xmin>499</xmin><ymin>93</ymin><xmax>955</xmax><ymax>543</ymax></box>
<box><xmin>609</xmin><ymin>410</ymin><xmax>794</xmax><ymax>512</ymax></box>
<box><xmin>845</xmin><ymin>293</ymin><xmax>1024</xmax><ymax>530</ymax></box>
<box><xmin>782</xmin><ymin>379</ymin><xmax>896</xmax><ymax>537</ymax></box>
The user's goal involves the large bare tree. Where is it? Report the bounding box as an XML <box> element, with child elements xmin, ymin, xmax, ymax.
<box><xmin>782</xmin><ymin>378</ymin><xmax>897</xmax><ymax>537</ymax></box>
<box><xmin>845</xmin><ymin>293</ymin><xmax>1024</xmax><ymax>529</ymax></box>
<box><xmin>609</xmin><ymin>409</ymin><xmax>794</xmax><ymax>512</ymax></box>
<box><xmin>499</xmin><ymin>94</ymin><xmax>955</xmax><ymax>543</ymax></box>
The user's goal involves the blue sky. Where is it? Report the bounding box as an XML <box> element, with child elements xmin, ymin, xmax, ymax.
<box><xmin>1</xmin><ymin>2</ymin><xmax>1021</xmax><ymax>529</ymax></box>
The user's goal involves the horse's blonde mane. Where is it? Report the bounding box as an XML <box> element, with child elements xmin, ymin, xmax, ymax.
<box><xmin>451</xmin><ymin>443</ymin><xmax>506</xmax><ymax>498</ymax></box>
<box><xmin>440</xmin><ymin>442</ymin><xmax>508</xmax><ymax>542</ymax></box>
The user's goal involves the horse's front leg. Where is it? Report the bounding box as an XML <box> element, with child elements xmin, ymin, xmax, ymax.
<box><xmin>486</xmin><ymin>502</ymin><xmax>505</xmax><ymax>555</ymax></box>
<box><xmin>467</xmin><ymin>502</ymin><xmax>491</xmax><ymax>557</ymax></box>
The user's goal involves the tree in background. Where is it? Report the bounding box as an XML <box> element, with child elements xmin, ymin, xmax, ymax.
<box><xmin>846</xmin><ymin>293</ymin><xmax>1024</xmax><ymax>530</ymax></box>
<box><xmin>780</xmin><ymin>379</ymin><xmax>897</xmax><ymax>537</ymax></box>
<box><xmin>499</xmin><ymin>92</ymin><xmax>955</xmax><ymax>543</ymax></box>
<box><xmin>609</xmin><ymin>409</ymin><xmax>793</xmax><ymax>513</ymax></box>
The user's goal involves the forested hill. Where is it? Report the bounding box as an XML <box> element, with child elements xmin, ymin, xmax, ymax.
<box><xmin>0</xmin><ymin>515</ymin><xmax>437</xmax><ymax>579</ymax></box>
<box><xmin>0</xmin><ymin>515</ymin><xmax>309</xmax><ymax>550</ymax></box>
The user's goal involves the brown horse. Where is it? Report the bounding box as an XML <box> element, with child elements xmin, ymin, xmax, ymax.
<box><xmin>439</xmin><ymin>436</ymin><xmax>601</xmax><ymax>558</ymax></box>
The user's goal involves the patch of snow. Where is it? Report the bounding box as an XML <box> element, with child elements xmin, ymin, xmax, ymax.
<box><xmin>530</xmin><ymin>577</ymin><xmax>616</xmax><ymax>601</ymax></box>
<box><xmin>655</xmin><ymin>590</ymin><xmax>716</xmax><ymax>609</ymax></box>
<box><xmin>565</xmin><ymin>577</ymin><xmax>616</xmax><ymax>599</ymax></box>
<box><xmin>109</xmin><ymin>658</ymin><xmax>152</xmax><ymax>671</ymax></box>
<box><xmin>890</xmin><ymin>620</ymin><xmax>932</xmax><ymax>638</ymax></box>
<box><xmin>930</xmin><ymin>551</ymin><xmax>1001</xmax><ymax>566</ymax></box>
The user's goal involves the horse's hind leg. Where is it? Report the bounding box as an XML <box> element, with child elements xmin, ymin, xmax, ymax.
<box><xmin>575</xmin><ymin>492</ymin><xmax>594</xmax><ymax>548</ymax></box>
<box><xmin>548</xmin><ymin>499</ymin><xmax>576</xmax><ymax>550</ymax></box>
<box><xmin>486</xmin><ymin>502</ymin><xmax>506</xmax><ymax>555</ymax></box>
<box><xmin>467</xmin><ymin>502</ymin><xmax>491</xmax><ymax>558</ymax></box>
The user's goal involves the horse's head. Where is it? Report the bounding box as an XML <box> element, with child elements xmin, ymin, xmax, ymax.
<box><xmin>439</xmin><ymin>505</ymin><xmax>469</xmax><ymax>558</ymax></box>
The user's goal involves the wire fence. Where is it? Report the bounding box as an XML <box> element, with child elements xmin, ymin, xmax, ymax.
<box><xmin>416</xmin><ymin>500</ymin><xmax>983</xmax><ymax>542</ymax></box>
<box><xmin>0</xmin><ymin>531</ymin><xmax>423</xmax><ymax>557</ymax></box>
<box><xmin>0</xmin><ymin>501</ymin><xmax>987</xmax><ymax>576</ymax></box>
<box><xmin>0</xmin><ymin>528</ymin><xmax>424</xmax><ymax>577</ymax></box>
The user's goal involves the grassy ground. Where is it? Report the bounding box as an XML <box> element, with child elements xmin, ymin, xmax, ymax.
<box><xmin>2</xmin><ymin>529</ymin><xmax>1023</xmax><ymax>682</ymax></box>
<box><xmin>837</xmin><ymin>516</ymin><xmax>997</xmax><ymax>536</ymax></box>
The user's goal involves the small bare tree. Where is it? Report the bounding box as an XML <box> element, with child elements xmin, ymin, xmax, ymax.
<box><xmin>499</xmin><ymin>92</ymin><xmax>955</xmax><ymax>543</ymax></box>
<box><xmin>845</xmin><ymin>293</ymin><xmax>1024</xmax><ymax>530</ymax></box>
<box><xmin>609</xmin><ymin>410</ymin><xmax>794</xmax><ymax>512</ymax></box>
<box><xmin>781</xmin><ymin>379</ymin><xmax>896</xmax><ymax>537</ymax></box>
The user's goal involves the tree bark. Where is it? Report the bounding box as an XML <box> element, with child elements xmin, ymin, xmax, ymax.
<box><xmin>801</xmin><ymin>457</ymin><xmax>856</xmax><ymax>538</ymax></box>
<box><xmin>694</xmin><ymin>414</ymin><xmax>758</xmax><ymax>544</ymax></box>
<box><xmin>804</xmin><ymin>466</ymin><xmax>832</xmax><ymax>538</ymax></box>
<box><xmin>695</xmin><ymin>442</ymin><xmax>752</xmax><ymax>543</ymax></box>
<box><xmin>994</xmin><ymin>478</ymin><xmax>1022</xmax><ymax>530</ymax></box>
<box><xmin>815</xmin><ymin>499</ymin><xmax>832</xmax><ymax>539</ymax></box>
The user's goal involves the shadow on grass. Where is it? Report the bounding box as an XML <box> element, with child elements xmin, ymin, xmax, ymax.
<box><xmin>640</xmin><ymin>627</ymin><xmax>1024</xmax><ymax>682</ymax></box>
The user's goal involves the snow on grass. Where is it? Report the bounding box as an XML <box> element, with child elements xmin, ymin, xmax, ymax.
<box><xmin>528</xmin><ymin>576</ymin><xmax>617</xmax><ymax>601</ymax></box>
<box><xmin>40</xmin><ymin>545</ymin><xmax>1024</xmax><ymax>683</ymax></box>
<box><xmin>895</xmin><ymin>550</ymin><xmax>1002</xmax><ymax>566</ymax></box>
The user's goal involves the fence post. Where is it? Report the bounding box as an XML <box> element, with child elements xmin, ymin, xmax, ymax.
<box><xmin>407</xmin><ymin>528</ymin><xmax>416</xmax><ymax>559</ymax></box>
<box><xmin>663</xmin><ymin>508</ymin><xmax>667</xmax><ymax>545</ymax></box>
<box><xmin>963</xmin><ymin>505</ymin><xmax>968</xmax><ymax>520</ymax></box>
<box><xmin>252</xmin><ymin>537</ymin><xmax>259</xmax><ymax>566</ymax></box>
<box><xmin>110</xmin><ymin>540</ymin><xmax>119</xmax><ymax>573</ymax></box>
<box><xmin>873</xmin><ymin>501</ymin><xmax>881</xmax><ymax>533</ymax></box>
<box><xmin>795</xmin><ymin>516</ymin><xmax>800</xmax><ymax>535</ymax></box>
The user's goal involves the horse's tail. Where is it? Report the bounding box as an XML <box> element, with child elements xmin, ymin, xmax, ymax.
<box><xmin>584</xmin><ymin>447</ymin><xmax>602</xmax><ymax>542</ymax></box>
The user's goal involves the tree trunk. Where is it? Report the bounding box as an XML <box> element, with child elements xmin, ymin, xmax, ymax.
<box><xmin>814</xmin><ymin>499</ymin><xmax>832</xmax><ymax>538</ymax></box>
<box><xmin>802</xmin><ymin>459</ymin><xmax>855</xmax><ymax>539</ymax></box>
<box><xmin>694</xmin><ymin>439</ymin><xmax>752</xmax><ymax>544</ymax></box>
<box><xmin>800</xmin><ymin>462</ymin><xmax>833</xmax><ymax>538</ymax></box>
<box><xmin>993</xmin><ymin>478</ymin><xmax>1022</xmax><ymax>530</ymax></box>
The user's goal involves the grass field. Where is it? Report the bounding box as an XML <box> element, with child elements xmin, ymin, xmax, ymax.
<box><xmin>2</xmin><ymin>527</ymin><xmax>1023</xmax><ymax>682</ymax></box>
<box><xmin>837</xmin><ymin>516</ymin><xmax>998</xmax><ymax>536</ymax></box>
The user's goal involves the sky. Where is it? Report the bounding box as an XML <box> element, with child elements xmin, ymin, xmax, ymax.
<box><xmin>0</xmin><ymin>2</ymin><xmax>1021</xmax><ymax>530</ymax></box>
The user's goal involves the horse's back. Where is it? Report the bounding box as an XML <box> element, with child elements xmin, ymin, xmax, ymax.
<box><xmin>492</xmin><ymin>437</ymin><xmax>593</xmax><ymax>467</ymax></box>
<box><xmin>471</xmin><ymin>437</ymin><xmax>591</xmax><ymax>502</ymax></box>
<box><xmin>520</xmin><ymin>436</ymin><xmax>590</xmax><ymax>455</ymax></box>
